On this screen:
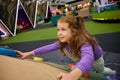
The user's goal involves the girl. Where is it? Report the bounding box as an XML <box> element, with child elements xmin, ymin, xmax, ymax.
<box><xmin>17</xmin><ymin>16</ymin><xmax>116</xmax><ymax>80</ymax></box>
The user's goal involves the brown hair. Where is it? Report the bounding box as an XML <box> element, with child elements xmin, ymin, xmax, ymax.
<box><xmin>57</xmin><ymin>16</ymin><xmax>98</xmax><ymax>57</ymax></box>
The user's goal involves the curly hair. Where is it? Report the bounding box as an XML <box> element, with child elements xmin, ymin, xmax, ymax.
<box><xmin>57</xmin><ymin>16</ymin><xmax>98</xmax><ymax>57</ymax></box>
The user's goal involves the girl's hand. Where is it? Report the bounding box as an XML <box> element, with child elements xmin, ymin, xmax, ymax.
<box><xmin>16</xmin><ymin>50</ymin><xmax>33</xmax><ymax>59</ymax></box>
<box><xmin>56</xmin><ymin>68</ymin><xmax>83</xmax><ymax>80</ymax></box>
<box><xmin>56</xmin><ymin>72</ymin><xmax>73</xmax><ymax>80</ymax></box>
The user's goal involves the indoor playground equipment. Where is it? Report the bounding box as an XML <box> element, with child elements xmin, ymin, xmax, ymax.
<box><xmin>0</xmin><ymin>0</ymin><xmax>49</xmax><ymax>36</ymax></box>
<box><xmin>32</xmin><ymin>56</ymin><xmax>119</xmax><ymax>80</ymax></box>
<box><xmin>0</xmin><ymin>47</ymin><xmax>119</xmax><ymax>80</ymax></box>
<box><xmin>0</xmin><ymin>47</ymin><xmax>17</xmax><ymax>57</ymax></box>
<box><xmin>93</xmin><ymin>0</ymin><xmax>118</xmax><ymax>13</ymax></box>
<box><xmin>0</xmin><ymin>30</ymin><xmax>4</xmax><ymax>40</ymax></box>
<box><xmin>0</xmin><ymin>55</ymin><xmax>69</xmax><ymax>80</ymax></box>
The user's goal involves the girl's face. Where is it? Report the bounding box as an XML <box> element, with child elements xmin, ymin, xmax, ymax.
<box><xmin>57</xmin><ymin>21</ymin><xmax>73</xmax><ymax>44</ymax></box>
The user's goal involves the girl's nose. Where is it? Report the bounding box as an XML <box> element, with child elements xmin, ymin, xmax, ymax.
<box><xmin>57</xmin><ymin>31</ymin><xmax>61</xmax><ymax>36</ymax></box>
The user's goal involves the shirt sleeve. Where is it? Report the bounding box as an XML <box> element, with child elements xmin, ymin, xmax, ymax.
<box><xmin>74</xmin><ymin>44</ymin><xmax>94</xmax><ymax>74</ymax></box>
<box><xmin>33</xmin><ymin>43</ymin><xmax>60</xmax><ymax>55</ymax></box>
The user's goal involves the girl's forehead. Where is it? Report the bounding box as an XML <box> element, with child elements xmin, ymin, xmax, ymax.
<box><xmin>58</xmin><ymin>21</ymin><xmax>68</xmax><ymax>24</ymax></box>
<box><xmin>57</xmin><ymin>23</ymin><xmax>69</xmax><ymax>29</ymax></box>
<box><xmin>57</xmin><ymin>21</ymin><xmax>69</xmax><ymax>26</ymax></box>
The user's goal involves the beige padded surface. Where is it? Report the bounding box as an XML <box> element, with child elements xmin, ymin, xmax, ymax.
<box><xmin>0</xmin><ymin>55</ymin><xmax>67</xmax><ymax>80</ymax></box>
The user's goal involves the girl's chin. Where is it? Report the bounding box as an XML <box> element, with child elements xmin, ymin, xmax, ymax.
<box><xmin>59</xmin><ymin>40</ymin><xmax>65</xmax><ymax>42</ymax></box>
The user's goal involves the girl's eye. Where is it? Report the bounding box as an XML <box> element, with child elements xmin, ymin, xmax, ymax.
<box><xmin>61</xmin><ymin>28</ymin><xmax>65</xmax><ymax>31</ymax></box>
<box><xmin>57</xmin><ymin>28</ymin><xmax>66</xmax><ymax>31</ymax></box>
<box><xmin>57</xmin><ymin>29</ymin><xmax>59</xmax><ymax>31</ymax></box>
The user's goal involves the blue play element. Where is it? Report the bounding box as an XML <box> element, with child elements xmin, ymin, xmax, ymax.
<box><xmin>0</xmin><ymin>30</ymin><xmax>5</xmax><ymax>35</ymax></box>
<box><xmin>104</xmin><ymin>75</ymin><xmax>119</xmax><ymax>80</ymax></box>
<box><xmin>0</xmin><ymin>48</ymin><xmax>17</xmax><ymax>57</ymax></box>
<box><xmin>104</xmin><ymin>4</ymin><xmax>117</xmax><ymax>11</ymax></box>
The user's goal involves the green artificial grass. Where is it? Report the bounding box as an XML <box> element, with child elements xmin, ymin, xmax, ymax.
<box><xmin>85</xmin><ymin>21</ymin><xmax>120</xmax><ymax>35</ymax></box>
<box><xmin>0</xmin><ymin>21</ymin><xmax>120</xmax><ymax>44</ymax></box>
<box><xmin>0</xmin><ymin>27</ymin><xmax>57</xmax><ymax>44</ymax></box>
<box><xmin>91</xmin><ymin>8</ymin><xmax>120</xmax><ymax>18</ymax></box>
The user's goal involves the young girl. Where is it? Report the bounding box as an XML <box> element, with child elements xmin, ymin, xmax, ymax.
<box><xmin>17</xmin><ymin>16</ymin><xmax>116</xmax><ymax>80</ymax></box>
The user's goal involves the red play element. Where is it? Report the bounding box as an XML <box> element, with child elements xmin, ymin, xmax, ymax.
<box><xmin>68</xmin><ymin>64</ymin><xmax>90</xmax><ymax>78</ymax></box>
<box><xmin>83</xmin><ymin>73</ymin><xmax>90</xmax><ymax>78</ymax></box>
<box><xmin>17</xmin><ymin>19</ymin><xmax>31</xmax><ymax>31</ymax></box>
<box><xmin>67</xmin><ymin>64</ymin><xmax>75</xmax><ymax>68</ymax></box>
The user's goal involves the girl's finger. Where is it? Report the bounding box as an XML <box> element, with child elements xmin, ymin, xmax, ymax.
<box><xmin>16</xmin><ymin>50</ymin><xmax>23</xmax><ymax>55</ymax></box>
<box><xmin>56</xmin><ymin>73</ymin><xmax>64</xmax><ymax>80</ymax></box>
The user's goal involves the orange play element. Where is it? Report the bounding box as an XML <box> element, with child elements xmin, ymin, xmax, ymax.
<box><xmin>83</xmin><ymin>73</ymin><xmax>90</xmax><ymax>78</ymax></box>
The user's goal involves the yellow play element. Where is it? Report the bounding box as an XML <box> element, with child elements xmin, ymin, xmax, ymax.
<box><xmin>33</xmin><ymin>57</ymin><xmax>44</xmax><ymax>62</ymax></box>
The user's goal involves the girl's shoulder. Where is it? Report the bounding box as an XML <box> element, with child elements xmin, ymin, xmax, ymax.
<box><xmin>81</xmin><ymin>43</ymin><xmax>101</xmax><ymax>50</ymax></box>
<box><xmin>81</xmin><ymin>43</ymin><xmax>92</xmax><ymax>48</ymax></box>
<box><xmin>81</xmin><ymin>43</ymin><xmax>100</xmax><ymax>48</ymax></box>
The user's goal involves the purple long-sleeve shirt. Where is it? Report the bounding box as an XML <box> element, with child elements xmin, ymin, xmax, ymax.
<box><xmin>33</xmin><ymin>43</ymin><xmax>103</xmax><ymax>74</ymax></box>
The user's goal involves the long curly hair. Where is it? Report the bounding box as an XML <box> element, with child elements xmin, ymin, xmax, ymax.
<box><xmin>57</xmin><ymin>16</ymin><xmax>98</xmax><ymax>57</ymax></box>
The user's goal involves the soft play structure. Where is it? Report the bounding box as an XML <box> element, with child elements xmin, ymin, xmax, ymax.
<box><xmin>0</xmin><ymin>55</ymin><xmax>65</xmax><ymax>80</ymax></box>
<box><xmin>0</xmin><ymin>55</ymin><xmax>87</xmax><ymax>80</ymax></box>
<box><xmin>0</xmin><ymin>47</ymin><xmax>17</xmax><ymax>57</ymax></box>
<box><xmin>0</xmin><ymin>47</ymin><xmax>86</xmax><ymax>80</ymax></box>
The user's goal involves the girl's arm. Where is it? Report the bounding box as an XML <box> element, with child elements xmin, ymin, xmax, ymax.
<box><xmin>17</xmin><ymin>43</ymin><xmax>60</xmax><ymax>59</ymax></box>
<box><xmin>57</xmin><ymin>68</ymin><xmax>83</xmax><ymax>80</ymax></box>
<box><xmin>57</xmin><ymin>44</ymin><xmax>94</xmax><ymax>80</ymax></box>
<box><xmin>16</xmin><ymin>50</ymin><xmax>34</xmax><ymax>59</ymax></box>
<box><xmin>33</xmin><ymin>43</ymin><xmax>60</xmax><ymax>55</ymax></box>
<box><xmin>68</xmin><ymin>68</ymin><xmax>83</xmax><ymax>79</ymax></box>
<box><xmin>74</xmin><ymin>44</ymin><xmax>94</xmax><ymax>74</ymax></box>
